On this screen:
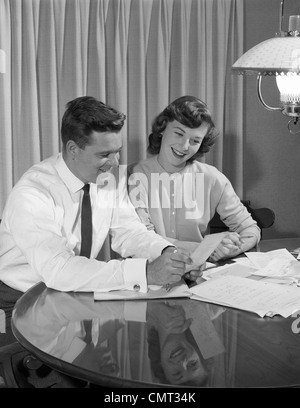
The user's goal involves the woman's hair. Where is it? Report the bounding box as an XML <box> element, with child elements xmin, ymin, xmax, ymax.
<box><xmin>148</xmin><ymin>95</ymin><xmax>218</xmax><ymax>162</ymax></box>
<box><xmin>61</xmin><ymin>96</ymin><xmax>126</xmax><ymax>149</ymax></box>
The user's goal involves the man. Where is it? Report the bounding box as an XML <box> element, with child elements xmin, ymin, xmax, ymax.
<box><xmin>0</xmin><ymin>96</ymin><xmax>200</xmax><ymax>311</ymax></box>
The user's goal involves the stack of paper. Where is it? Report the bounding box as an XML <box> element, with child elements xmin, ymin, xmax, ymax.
<box><xmin>244</xmin><ymin>248</ymin><xmax>295</xmax><ymax>268</ymax></box>
<box><xmin>202</xmin><ymin>248</ymin><xmax>300</xmax><ymax>286</ymax></box>
<box><xmin>202</xmin><ymin>262</ymin><xmax>257</xmax><ymax>281</ymax></box>
<box><xmin>244</xmin><ymin>249</ymin><xmax>300</xmax><ymax>285</ymax></box>
<box><xmin>189</xmin><ymin>275</ymin><xmax>300</xmax><ymax>318</ymax></box>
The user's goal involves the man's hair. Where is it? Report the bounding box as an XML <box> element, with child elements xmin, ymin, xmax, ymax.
<box><xmin>148</xmin><ymin>95</ymin><xmax>218</xmax><ymax>161</ymax></box>
<box><xmin>61</xmin><ymin>96</ymin><xmax>126</xmax><ymax>149</ymax></box>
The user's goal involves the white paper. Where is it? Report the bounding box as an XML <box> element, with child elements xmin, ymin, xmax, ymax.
<box><xmin>190</xmin><ymin>232</ymin><xmax>227</xmax><ymax>266</ymax></box>
<box><xmin>232</xmin><ymin>257</ymin><xmax>256</xmax><ymax>267</ymax></box>
<box><xmin>189</xmin><ymin>275</ymin><xmax>300</xmax><ymax>318</ymax></box>
<box><xmin>202</xmin><ymin>263</ymin><xmax>257</xmax><ymax>280</ymax></box>
<box><xmin>94</xmin><ymin>283</ymin><xmax>191</xmax><ymax>301</ymax></box>
<box><xmin>243</xmin><ymin>248</ymin><xmax>300</xmax><ymax>285</ymax></box>
<box><xmin>245</xmin><ymin>248</ymin><xmax>295</xmax><ymax>269</ymax></box>
<box><xmin>251</xmin><ymin>258</ymin><xmax>296</xmax><ymax>277</ymax></box>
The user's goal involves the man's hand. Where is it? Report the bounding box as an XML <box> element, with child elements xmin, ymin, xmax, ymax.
<box><xmin>146</xmin><ymin>248</ymin><xmax>192</xmax><ymax>285</ymax></box>
<box><xmin>183</xmin><ymin>262</ymin><xmax>206</xmax><ymax>282</ymax></box>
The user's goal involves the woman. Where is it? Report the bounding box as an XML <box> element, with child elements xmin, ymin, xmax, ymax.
<box><xmin>146</xmin><ymin>301</ymin><xmax>210</xmax><ymax>386</ymax></box>
<box><xmin>146</xmin><ymin>300</ymin><xmax>225</xmax><ymax>386</ymax></box>
<box><xmin>128</xmin><ymin>96</ymin><xmax>260</xmax><ymax>264</ymax></box>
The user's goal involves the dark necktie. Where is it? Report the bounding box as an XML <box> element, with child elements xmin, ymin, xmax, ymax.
<box><xmin>80</xmin><ymin>184</ymin><xmax>92</xmax><ymax>258</ymax></box>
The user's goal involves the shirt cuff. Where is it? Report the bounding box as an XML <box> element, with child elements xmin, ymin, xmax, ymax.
<box><xmin>161</xmin><ymin>245</ymin><xmax>176</xmax><ymax>255</ymax></box>
<box><xmin>123</xmin><ymin>258</ymin><xmax>148</xmax><ymax>293</ymax></box>
<box><xmin>147</xmin><ymin>238</ymin><xmax>175</xmax><ymax>261</ymax></box>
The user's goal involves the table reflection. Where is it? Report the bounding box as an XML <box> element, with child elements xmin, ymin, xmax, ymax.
<box><xmin>12</xmin><ymin>283</ymin><xmax>229</xmax><ymax>387</ymax></box>
<box><xmin>12</xmin><ymin>281</ymin><xmax>300</xmax><ymax>388</ymax></box>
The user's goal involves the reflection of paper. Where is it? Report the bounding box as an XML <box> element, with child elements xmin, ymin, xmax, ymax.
<box><xmin>184</xmin><ymin>302</ymin><xmax>225</xmax><ymax>359</ymax></box>
<box><xmin>189</xmin><ymin>276</ymin><xmax>300</xmax><ymax>318</ymax></box>
<box><xmin>94</xmin><ymin>283</ymin><xmax>191</xmax><ymax>301</ymax></box>
<box><xmin>191</xmin><ymin>232</ymin><xmax>227</xmax><ymax>266</ymax></box>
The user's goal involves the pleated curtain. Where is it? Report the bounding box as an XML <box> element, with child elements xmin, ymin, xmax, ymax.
<box><xmin>0</xmin><ymin>0</ymin><xmax>244</xmax><ymax>215</ymax></box>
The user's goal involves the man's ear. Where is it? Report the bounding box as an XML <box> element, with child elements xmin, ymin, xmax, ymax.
<box><xmin>65</xmin><ymin>140</ymin><xmax>80</xmax><ymax>159</ymax></box>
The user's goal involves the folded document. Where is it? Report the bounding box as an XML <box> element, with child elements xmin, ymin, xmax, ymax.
<box><xmin>191</xmin><ymin>232</ymin><xmax>227</xmax><ymax>266</ymax></box>
<box><xmin>94</xmin><ymin>282</ymin><xmax>191</xmax><ymax>301</ymax></box>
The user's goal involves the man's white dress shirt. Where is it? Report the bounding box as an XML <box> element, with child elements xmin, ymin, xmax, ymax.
<box><xmin>0</xmin><ymin>153</ymin><xmax>170</xmax><ymax>293</ymax></box>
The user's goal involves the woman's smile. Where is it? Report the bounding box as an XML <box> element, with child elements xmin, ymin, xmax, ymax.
<box><xmin>169</xmin><ymin>345</ymin><xmax>186</xmax><ymax>360</ymax></box>
<box><xmin>171</xmin><ymin>147</ymin><xmax>187</xmax><ymax>158</ymax></box>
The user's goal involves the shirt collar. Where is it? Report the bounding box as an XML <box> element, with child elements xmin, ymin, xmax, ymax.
<box><xmin>55</xmin><ymin>153</ymin><xmax>84</xmax><ymax>193</ymax></box>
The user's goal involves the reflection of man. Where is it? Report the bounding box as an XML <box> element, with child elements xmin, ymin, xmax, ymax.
<box><xmin>15</xmin><ymin>288</ymin><xmax>147</xmax><ymax>382</ymax></box>
<box><xmin>71</xmin><ymin>319</ymin><xmax>123</xmax><ymax>378</ymax></box>
<box><xmin>16</xmin><ymin>289</ymin><xmax>127</xmax><ymax>356</ymax></box>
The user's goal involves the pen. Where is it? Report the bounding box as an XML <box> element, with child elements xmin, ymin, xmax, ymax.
<box><xmin>164</xmin><ymin>281</ymin><xmax>182</xmax><ymax>292</ymax></box>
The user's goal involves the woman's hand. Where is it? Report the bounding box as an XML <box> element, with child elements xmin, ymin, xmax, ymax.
<box><xmin>209</xmin><ymin>232</ymin><xmax>257</xmax><ymax>261</ymax></box>
<box><xmin>209</xmin><ymin>232</ymin><xmax>242</xmax><ymax>261</ymax></box>
<box><xmin>183</xmin><ymin>263</ymin><xmax>206</xmax><ymax>282</ymax></box>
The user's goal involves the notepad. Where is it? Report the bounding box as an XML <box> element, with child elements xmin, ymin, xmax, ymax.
<box><xmin>94</xmin><ymin>282</ymin><xmax>191</xmax><ymax>301</ymax></box>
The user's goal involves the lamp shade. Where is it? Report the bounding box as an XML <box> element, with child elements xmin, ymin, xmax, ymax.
<box><xmin>232</xmin><ymin>36</ymin><xmax>300</xmax><ymax>75</ymax></box>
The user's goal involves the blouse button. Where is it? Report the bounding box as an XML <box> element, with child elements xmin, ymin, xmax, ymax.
<box><xmin>133</xmin><ymin>284</ymin><xmax>140</xmax><ymax>292</ymax></box>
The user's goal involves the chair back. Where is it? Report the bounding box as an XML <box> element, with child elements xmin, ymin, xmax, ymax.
<box><xmin>209</xmin><ymin>200</ymin><xmax>275</xmax><ymax>238</ymax></box>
